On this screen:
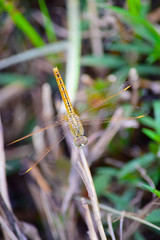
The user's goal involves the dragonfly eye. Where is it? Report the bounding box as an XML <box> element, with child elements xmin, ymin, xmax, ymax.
<box><xmin>74</xmin><ymin>136</ymin><xmax>88</xmax><ymax>148</ymax></box>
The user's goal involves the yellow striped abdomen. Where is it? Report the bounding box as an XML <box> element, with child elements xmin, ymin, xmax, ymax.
<box><xmin>53</xmin><ymin>67</ymin><xmax>74</xmax><ymax>116</ymax></box>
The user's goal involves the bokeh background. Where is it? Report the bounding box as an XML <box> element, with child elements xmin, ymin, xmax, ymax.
<box><xmin>0</xmin><ymin>0</ymin><xmax>160</xmax><ymax>239</ymax></box>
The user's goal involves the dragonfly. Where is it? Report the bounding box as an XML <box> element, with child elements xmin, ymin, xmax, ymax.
<box><xmin>8</xmin><ymin>67</ymin><xmax>147</xmax><ymax>175</ymax></box>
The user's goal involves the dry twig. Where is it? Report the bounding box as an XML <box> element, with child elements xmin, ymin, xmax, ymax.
<box><xmin>0</xmin><ymin>116</ymin><xmax>11</xmax><ymax>209</ymax></box>
<box><xmin>107</xmin><ymin>214</ymin><xmax>116</xmax><ymax>240</ymax></box>
<box><xmin>81</xmin><ymin>198</ymin><xmax>98</xmax><ymax>240</ymax></box>
<box><xmin>76</xmin><ymin>197</ymin><xmax>160</xmax><ymax>234</ymax></box>
<box><xmin>79</xmin><ymin>148</ymin><xmax>107</xmax><ymax>240</ymax></box>
<box><xmin>90</xmin><ymin>107</ymin><xmax>124</xmax><ymax>163</ymax></box>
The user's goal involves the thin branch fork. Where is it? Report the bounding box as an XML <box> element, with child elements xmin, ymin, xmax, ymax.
<box><xmin>79</xmin><ymin>148</ymin><xmax>107</xmax><ymax>240</ymax></box>
<box><xmin>0</xmin><ymin>193</ymin><xmax>27</xmax><ymax>240</ymax></box>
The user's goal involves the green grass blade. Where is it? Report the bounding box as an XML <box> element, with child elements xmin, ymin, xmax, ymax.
<box><xmin>153</xmin><ymin>100</ymin><xmax>160</xmax><ymax>135</ymax></box>
<box><xmin>0</xmin><ymin>73</ymin><xmax>36</xmax><ymax>87</ymax></box>
<box><xmin>146</xmin><ymin>209</ymin><xmax>160</xmax><ymax>222</ymax></box>
<box><xmin>142</xmin><ymin>129</ymin><xmax>160</xmax><ymax>143</ymax></box>
<box><xmin>109</xmin><ymin>41</ymin><xmax>153</xmax><ymax>54</ymax></box>
<box><xmin>139</xmin><ymin>0</ymin><xmax>150</xmax><ymax>18</ymax></box>
<box><xmin>147</xmin><ymin>44</ymin><xmax>160</xmax><ymax>63</ymax></box>
<box><xmin>135</xmin><ymin>65</ymin><xmax>160</xmax><ymax>75</ymax></box>
<box><xmin>127</xmin><ymin>0</ymin><xmax>140</xmax><ymax>16</ymax></box>
<box><xmin>134</xmin><ymin>231</ymin><xmax>146</xmax><ymax>240</ymax></box>
<box><xmin>139</xmin><ymin>116</ymin><xmax>155</xmax><ymax>129</ymax></box>
<box><xmin>81</xmin><ymin>54</ymin><xmax>126</xmax><ymax>68</ymax></box>
<box><xmin>38</xmin><ymin>0</ymin><xmax>56</xmax><ymax>42</ymax></box>
<box><xmin>141</xmin><ymin>184</ymin><xmax>160</xmax><ymax>198</ymax></box>
<box><xmin>118</xmin><ymin>153</ymin><xmax>155</xmax><ymax>178</ymax></box>
<box><xmin>3</xmin><ymin>2</ymin><xmax>44</xmax><ymax>47</ymax></box>
<box><xmin>99</xmin><ymin>5</ymin><xmax>160</xmax><ymax>45</ymax></box>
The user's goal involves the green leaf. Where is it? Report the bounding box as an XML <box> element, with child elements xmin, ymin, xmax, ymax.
<box><xmin>141</xmin><ymin>184</ymin><xmax>160</xmax><ymax>198</ymax></box>
<box><xmin>134</xmin><ymin>231</ymin><xmax>146</xmax><ymax>240</ymax></box>
<box><xmin>127</xmin><ymin>0</ymin><xmax>140</xmax><ymax>16</ymax></box>
<box><xmin>38</xmin><ymin>0</ymin><xmax>56</xmax><ymax>42</ymax></box>
<box><xmin>118</xmin><ymin>153</ymin><xmax>155</xmax><ymax>178</ymax></box>
<box><xmin>109</xmin><ymin>41</ymin><xmax>152</xmax><ymax>55</ymax></box>
<box><xmin>0</xmin><ymin>73</ymin><xmax>36</xmax><ymax>87</ymax></box>
<box><xmin>139</xmin><ymin>116</ymin><xmax>155</xmax><ymax>129</ymax></box>
<box><xmin>101</xmin><ymin>5</ymin><xmax>160</xmax><ymax>45</ymax></box>
<box><xmin>104</xmin><ymin>188</ymin><xmax>135</xmax><ymax>210</ymax></box>
<box><xmin>104</xmin><ymin>192</ymin><xmax>126</xmax><ymax>210</ymax></box>
<box><xmin>96</xmin><ymin>167</ymin><xmax>118</xmax><ymax>176</ymax></box>
<box><xmin>147</xmin><ymin>43</ymin><xmax>160</xmax><ymax>63</ymax></box>
<box><xmin>149</xmin><ymin>168</ymin><xmax>160</xmax><ymax>186</ymax></box>
<box><xmin>153</xmin><ymin>100</ymin><xmax>160</xmax><ymax>135</ymax></box>
<box><xmin>6</xmin><ymin>159</ymin><xmax>21</xmax><ymax>175</ymax></box>
<box><xmin>94</xmin><ymin>174</ymin><xmax>108</xmax><ymax>196</ymax></box>
<box><xmin>115</xmin><ymin>64</ymin><xmax>160</xmax><ymax>78</ymax></box>
<box><xmin>149</xmin><ymin>142</ymin><xmax>159</xmax><ymax>155</ymax></box>
<box><xmin>139</xmin><ymin>0</ymin><xmax>150</xmax><ymax>18</ymax></box>
<box><xmin>3</xmin><ymin>2</ymin><xmax>44</xmax><ymax>47</ymax></box>
<box><xmin>81</xmin><ymin>54</ymin><xmax>126</xmax><ymax>68</ymax></box>
<box><xmin>119</xmin><ymin>173</ymin><xmax>140</xmax><ymax>187</ymax></box>
<box><xmin>142</xmin><ymin>129</ymin><xmax>160</xmax><ymax>143</ymax></box>
<box><xmin>146</xmin><ymin>209</ymin><xmax>160</xmax><ymax>223</ymax></box>
<box><xmin>136</xmin><ymin>65</ymin><xmax>160</xmax><ymax>76</ymax></box>
<box><xmin>94</xmin><ymin>167</ymin><xmax>117</xmax><ymax>196</ymax></box>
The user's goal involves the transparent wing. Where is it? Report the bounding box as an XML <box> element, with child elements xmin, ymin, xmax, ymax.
<box><xmin>78</xmin><ymin>77</ymin><xmax>148</xmax><ymax>125</ymax></box>
<box><xmin>77</xmin><ymin>78</ymin><xmax>136</xmax><ymax>116</ymax></box>
<box><xmin>80</xmin><ymin>105</ymin><xmax>148</xmax><ymax>125</ymax></box>
<box><xmin>18</xmin><ymin>126</ymin><xmax>69</xmax><ymax>175</ymax></box>
<box><xmin>7</xmin><ymin>115</ymin><xmax>67</xmax><ymax>146</ymax></box>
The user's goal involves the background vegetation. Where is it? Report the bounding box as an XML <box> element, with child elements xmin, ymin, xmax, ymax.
<box><xmin>0</xmin><ymin>0</ymin><xmax>160</xmax><ymax>239</ymax></box>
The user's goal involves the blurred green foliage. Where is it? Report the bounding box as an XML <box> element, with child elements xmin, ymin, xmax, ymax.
<box><xmin>38</xmin><ymin>0</ymin><xmax>56</xmax><ymax>42</ymax></box>
<box><xmin>94</xmin><ymin>100</ymin><xmax>160</xmax><ymax>213</ymax></box>
<box><xmin>108</xmin><ymin>5</ymin><xmax>160</xmax><ymax>63</ymax></box>
<box><xmin>140</xmin><ymin>100</ymin><xmax>160</xmax><ymax>155</ymax></box>
<box><xmin>146</xmin><ymin>209</ymin><xmax>160</xmax><ymax>223</ymax></box>
<box><xmin>0</xmin><ymin>0</ymin><xmax>45</xmax><ymax>47</ymax></box>
<box><xmin>0</xmin><ymin>0</ymin><xmax>160</xmax><ymax>238</ymax></box>
<box><xmin>81</xmin><ymin>0</ymin><xmax>160</xmax><ymax>79</ymax></box>
<box><xmin>0</xmin><ymin>73</ymin><xmax>36</xmax><ymax>87</ymax></box>
<box><xmin>134</xmin><ymin>231</ymin><xmax>146</xmax><ymax>240</ymax></box>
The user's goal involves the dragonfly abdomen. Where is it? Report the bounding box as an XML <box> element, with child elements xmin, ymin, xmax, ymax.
<box><xmin>53</xmin><ymin>67</ymin><xmax>74</xmax><ymax>115</ymax></box>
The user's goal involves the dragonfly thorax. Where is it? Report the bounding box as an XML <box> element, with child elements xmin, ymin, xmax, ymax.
<box><xmin>67</xmin><ymin>114</ymin><xmax>88</xmax><ymax>148</ymax></box>
<box><xmin>74</xmin><ymin>135</ymin><xmax>88</xmax><ymax>148</ymax></box>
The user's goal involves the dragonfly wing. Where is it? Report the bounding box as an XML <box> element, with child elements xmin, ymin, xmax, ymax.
<box><xmin>7</xmin><ymin>115</ymin><xmax>67</xmax><ymax>146</ymax></box>
<box><xmin>80</xmin><ymin>105</ymin><xmax>148</xmax><ymax>125</ymax></box>
<box><xmin>79</xmin><ymin>78</ymin><xmax>137</xmax><ymax>115</ymax></box>
<box><xmin>18</xmin><ymin>126</ymin><xmax>69</xmax><ymax>175</ymax></box>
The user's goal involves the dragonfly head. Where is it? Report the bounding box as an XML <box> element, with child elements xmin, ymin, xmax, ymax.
<box><xmin>74</xmin><ymin>136</ymin><xmax>88</xmax><ymax>148</ymax></box>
